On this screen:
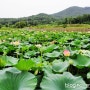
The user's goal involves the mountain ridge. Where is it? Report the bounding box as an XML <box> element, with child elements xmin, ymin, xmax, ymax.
<box><xmin>51</xmin><ymin>6</ymin><xmax>90</xmax><ymax>18</ymax></box>
<box><xmin>0</xmin><ymin>6</ymin><xmax>90</xmax><ymax>26</ymax></box>
<box><xmin>0</xmin><ymin>6</ymin><xmax>90</xmax><ymax>19</ymax></box>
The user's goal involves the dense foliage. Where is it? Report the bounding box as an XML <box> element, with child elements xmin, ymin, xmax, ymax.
<box><xmin>0</xmin><ymin>13</ymin><xmax>56</xmax><ymax>28</ymax></box>
<box><xmin>0</xmin><ymin>28</ymin><xmax>90</xmax><ymax>89</ymax></box>
<box><xmin>63</xmin><ymin>14</ymin><xmax>90</xmax><ymax>24</ymax></box>
<box><xmin>0</xmin><ymin>13</ymin><xmax>90</xmax><ymax>28</ymax></box>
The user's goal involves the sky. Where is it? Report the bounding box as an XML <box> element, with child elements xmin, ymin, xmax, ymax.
<box><xmin>0</xmin><ymin>0</ymin><xmax>90</xmax><ymax>18</ymax></box>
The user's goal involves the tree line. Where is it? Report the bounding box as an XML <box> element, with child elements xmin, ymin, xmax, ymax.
<box><xmin>0</xmin><ymin>14</ymin><xmax>90</xmax><ymax>28</ymax></box>
<box><xmin>63</xmin><ymin>14</ymin><xmax>90</xmax><ymax>24</ymax></box>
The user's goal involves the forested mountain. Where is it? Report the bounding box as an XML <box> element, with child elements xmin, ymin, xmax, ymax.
<box><xmin>26</xmin><ymin>13</ymin><xmax>56</xmax><ymax>25</ymax></box>
<box><xmin>52</xmin><ymin>6</ymin><xmax>90</xmax><ymax>18</ymax></box>
<box><xmin>0</xmin><ymin>6</ymin><xmax>90</xmax><ymax>28</ymax></box>
<box><xmin>0</xmin><ymin>13</ymin><xmax>56</xmax><ymax>26</ymax></box>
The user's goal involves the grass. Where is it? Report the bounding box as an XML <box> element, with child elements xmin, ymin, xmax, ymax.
<box><xmin>29</xmin><ymin>24</ymin><xmax>90</xmax><ymax>32</ymax></box>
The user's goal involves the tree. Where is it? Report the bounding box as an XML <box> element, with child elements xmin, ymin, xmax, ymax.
<box><xmin>15</xmin><ymin>21</ymin><xmax>27</xmax><ymax>28</ymax></box>
<box><xmin>0</xmin><ymin>24</ymin><xmax>2</xmax><ymax>29</ymax></box>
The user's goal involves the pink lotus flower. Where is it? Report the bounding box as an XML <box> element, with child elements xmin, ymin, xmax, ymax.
<box><xmin>63</xmin><ymin>50</ymin><xmax>70</xmax><ymax>56</ymax></box>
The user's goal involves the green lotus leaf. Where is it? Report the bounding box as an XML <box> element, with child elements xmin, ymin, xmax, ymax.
<box><xmin>0</xmin><ymin>67</ymin><xmax>37</xmax><ymax>90</ymax></box>
<box><xmin>21</xmin><ymin>45</ymin><xmax>30</xmax><ymax>52</ymax></box>
<box><xmin>41</xmin><ymin>72</ymin><xmax>87</xmax><ymax>90</ymax></box>
<box><xmin>43</xmin><ymin>44</ymin><xmax>59</xmax><ymax>53</ymax></box>
<box><xmin>43</xmin><ymin>64</ymin><xmax>53</xmax><ymax>76</ymax></box>
<box><xmin>0</xmin><ymin>58</ymin><xmax>6</xmax><ymax>67</ymax></box>
<box><xmin>0</xmin><ymin>55</ymin><xmax>18</xmax><ymax>67</ymax></box>
<box><xmin>24</xmin><ymin>51</ymin><xmax>38</xmax><ymax>58</ymax></box>
<box><xmin>87</xmin><ymin>72</ymin><xmax>90</xmax><ymax>79</ymax></box>
<box><xmin>15</xmin><ymin>59</ymin><xmax>35</xmax><ymax>71</ymax></box>
<box><xmin>71</xmin><ymin>39</ymin><xmax>81</xmax><ymax>46</ymax></box>
<box><xmin>52</xmin><ymin>60</ymin><xmax>69</xmax><ymax>73</ymax></box>
<box><xmin>44</xmin><ymin>51</ymin><xmax>60</xmax><ymax>58</ymax></box>
<box><xmin>72</xmin><ymin>54</ymin><xmax>90</xmax><ymax>68</ymax></box>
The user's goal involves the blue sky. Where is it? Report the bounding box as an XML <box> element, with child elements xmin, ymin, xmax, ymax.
<box><xmin>0</xmin><ymin>0</ymin><xmax>90</xmax><ymax>18</ymax></box>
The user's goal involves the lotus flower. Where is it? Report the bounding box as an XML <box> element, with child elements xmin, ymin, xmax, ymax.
<box><xmin>35</xmin><ymin>44</ymin><xmax>42</xmax><ymax>48</ymax></box>
<box><xmin>63</xmin><ymin>50</ymin><xmax>70</xmax><ymax>56</ymax></box>
<box><xmin>11</xmin><ymin>41</ymin><xmax>20</xmax><ymax>46</ymax></box>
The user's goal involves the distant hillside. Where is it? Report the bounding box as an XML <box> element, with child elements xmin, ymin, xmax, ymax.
<box><xmin>0</xmin><ymin>13</ymin><xmax>56</xmax><ymax>26</ymax></box>
<box><xmin>52</xmin><ymin>6</ymin><xmax>90</xmax><ymax>18</ymax></box>
<box><xmin>26</xmin><ymin>13</ymin><xmax>56</xmax><ymax>24</ymax></box>
<box><xmin>0</xmin><ymin>6</ymin><xmax>90</xmax><ymax>27</ymax></box>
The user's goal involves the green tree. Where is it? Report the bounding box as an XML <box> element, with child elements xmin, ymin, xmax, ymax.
<box><xmin>0</xmin><ymin>24</ymin><xmax>2</xmax><ymax>29</ymax></box>
<box><xmin>15</xmin><ymin>21</ymin><xmax>27</xmax><ymax>28</ymax></box>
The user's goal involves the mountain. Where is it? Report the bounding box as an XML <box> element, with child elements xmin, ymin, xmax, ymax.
<box><xmin>51</xmin><ymin>6</ymin><xmax>90</xmax><ymax>18</ymax></box>
<box><xmin>0</xmin><ymin>13</ymin><xmax>56</xmax><ymax>25</ymax></box>
<box><xmin>0</xmin><ymin>6</ymin><xmax>90</xmax><ymax>26</ymax></box>
<box><xmin>26</xmin><ymin>13</ymin><xmax>56</xmax><ymax>24</ymax></box>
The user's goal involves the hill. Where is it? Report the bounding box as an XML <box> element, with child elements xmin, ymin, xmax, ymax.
<box><xmin>0</xmin><ymin>6</ymin><xmax>90</xmax><ymax>26</ymax></box>
<box><xmin>52</xmin><ymin>6</ymin><xmax>90</xmax><ymax>18</ymax></box>
<box><xmin>0</xmin><ymin>13</ymin><xmax>56</xmax><ymax>26</ymax></box>
<box><xmin>26</xmin><ymin>13</ymin><xmax>56</xmax><ymax>25</ymax></box>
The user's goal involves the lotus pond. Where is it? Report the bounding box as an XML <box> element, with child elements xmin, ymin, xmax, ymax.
<box><xmin>0</xmin><ymin>28</ymin><xmax>90</xmax><ymax>90</ymax></box>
